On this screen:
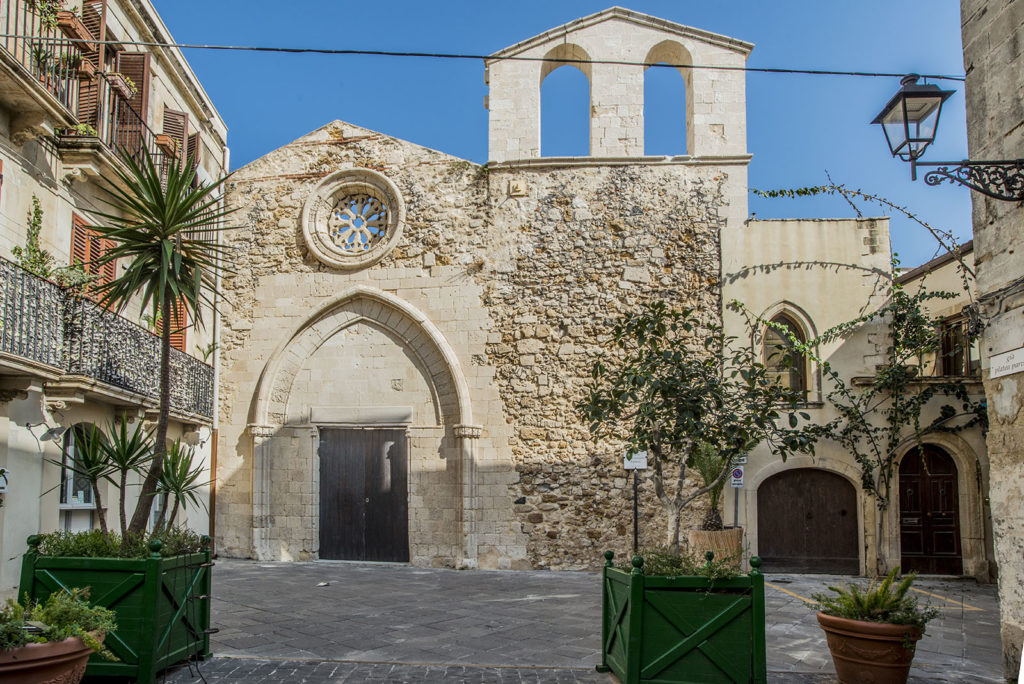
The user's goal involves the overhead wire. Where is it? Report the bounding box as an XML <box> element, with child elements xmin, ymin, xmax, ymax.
<box><xmin>0</xmin><ymin>34</ymin><xmax>967</xmax><ymax>82</ymax></box>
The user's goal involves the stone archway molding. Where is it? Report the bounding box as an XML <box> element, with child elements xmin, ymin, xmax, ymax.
<box><xmin>247</xmin><ymin>285</ymin><xmax>481</xmax><ymax>564</ymax></box>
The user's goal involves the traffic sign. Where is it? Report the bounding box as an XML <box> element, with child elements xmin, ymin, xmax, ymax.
<box><xmin>730</xmin><ymin>465</ymin><xmax>745</xmax><ymax>488</ymax></box>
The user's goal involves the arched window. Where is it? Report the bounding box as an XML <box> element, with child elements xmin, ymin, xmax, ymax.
<box><xmin>644</xmin><ymin>65</ymin><xmax>686</xmax><ymax>155</ymax></box>
<box><xmin>764</xmin><ymin>314</ymin><xmax>807</xmax><ymax>398</ymax></box>
<box><xmin>541</xmin><ymin>65</ymin><xmax>590</xmax><ymax>156</ymax></box>
<box><xmin>540</xmin><ymin>44</ymin><xmax>591</xmax><ymax>157</ymax></box>
<box><xmin>643</xmin><ymin>41</ymin><xmax>692</xmax><ymax>156</ymax></box>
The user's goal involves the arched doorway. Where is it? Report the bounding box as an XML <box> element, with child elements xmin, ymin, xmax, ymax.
<box><xmin>757</xmin><ymin>469</ymin><xmax>858</xmax><ymax>573</ymax></box>
<box><xmin>899</xmin><ymin>445</ymin><xmax>962</xmax><ymax>574</ymax></box>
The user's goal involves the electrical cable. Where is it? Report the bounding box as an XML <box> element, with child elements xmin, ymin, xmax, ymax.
<box><xmin>1</xmin><ymin>34</ymin><xmax>966</xmax><ymax>82</ymax></box>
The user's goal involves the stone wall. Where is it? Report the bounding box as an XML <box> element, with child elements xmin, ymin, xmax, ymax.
<box><xmin>962</xmin><ymin>0</ymin><xmax>1024</xmax><ymax>675</ymax></box>
<box><xmin>216</xmin><ymin>121</ymin><xmax>736</xmax><ymax>570</ymax></box>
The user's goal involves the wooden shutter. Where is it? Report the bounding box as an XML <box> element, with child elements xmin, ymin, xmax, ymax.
<box><xmin>76</xmin><ymin>3</ymin><xmax>104</xmax><ymax>127</ymax></box>
<box><xmin>163</xmin><ymin>107</ymin><xmax>188</xmax><ymax>159</ymax></box>
<box><xmin>186</xmin><ymin>132</ymin><xmax>201</xmax><ymax>168</ymax></box>
<box><xmin>160</xmin><ymin>299</ymin><xmax>188</xmax><ymax>352</ymax></box>
<box><xmin>71</xmin><ymin>215</ymin><xmax>116</xmax><ymax>299</ymax></box>
<box><xmin>117</xmin><ymin>52</ymin><xmax>150</xmax><ymax>120</ymax></box>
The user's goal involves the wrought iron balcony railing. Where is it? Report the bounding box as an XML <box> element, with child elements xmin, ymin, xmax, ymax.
<box><xmin>0</xmin><ymin>0</ymin><xmax>84</xmax><ymax>114</ymax></box>
<box><xmin>1</xmin><ymin>256</ymin><xmax>214</xmax><ymax>419</ymax></box>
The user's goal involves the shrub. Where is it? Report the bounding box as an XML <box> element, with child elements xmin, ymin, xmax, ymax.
<box><xmin>812</xmin><ymin>566</ymin><xmax>940</xmax><ymax>632</ymax></box>
<box><xmin>618</xmin><ymin>547</ymin><xmax>740</xmax><ymax>582</ymax></box>
<box><xmin>0</xmin><ymin>588</ymin><xmax>116</xmax><ymax>659</ymax></box>
<box><xmin>35</xmin><ymin>527</ymin><xmax>205</xmax><ymax>559</ymax></box>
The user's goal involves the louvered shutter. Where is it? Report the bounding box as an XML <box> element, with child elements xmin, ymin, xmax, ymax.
<box><xmin>71</xmin><ymin>215</ymin><xmax>116</xmax><ymax>301</ymax></box>
<box><xmin>76</xmin><ymin>3</ymin><xmax>104</xmax><ymax>128</ymax></box>
<box><xmin>163</xmin><ymin>299</ymin><xmax>187</xmax><ymax>352</ymax></box>
<box><xmin>186</xmin><ymin>132</ymin><xmax>201</xmax><ymax>168</ymax></box>
<box><xmin>162</xmin><ymin>108</ymin><xmax>188</xmax><ymax>159</ymax></box>
<box><xmin>117</xmin><ymin>52</ymin><xmax>150</xmax><ymax>120</ymax></box>
<box><xmin>71</xmin><ymin>216</ymin><xmax>90</xmax><ymax>268</ymax></box>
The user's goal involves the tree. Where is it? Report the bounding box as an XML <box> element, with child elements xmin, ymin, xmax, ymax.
<box><xmin>578</xmin><ymin>301</ymin><xmax>815</xmax><ymax>553</ymax></box>
<box><xmin>154</xmin><ymin>440</ymin><xmax>208</xmax><ymax>531</ymax></box>
<box><xmin>90</xmin><ymin>149</ymin><xmax>232</xmax><ymax>535</ymax></box>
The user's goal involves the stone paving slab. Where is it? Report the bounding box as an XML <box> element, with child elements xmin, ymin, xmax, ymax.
<box><xmin>156</xmin><ymin>559</ymin><xmax>1002</xmax><ymax>683</ymax></box>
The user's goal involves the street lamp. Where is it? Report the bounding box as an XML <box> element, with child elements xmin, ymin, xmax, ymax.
<box><xmin>873</xmin><ymin>74</ymin><xmax>1024</xmax><ymax>201</ymax></box>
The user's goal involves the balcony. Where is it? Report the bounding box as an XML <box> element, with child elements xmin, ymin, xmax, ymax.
<box><xmin>0</xmin><ymin>0</ymin><xmax>86</xmax><ymax>140</ymax></box>
<box><xmin>0</xmin><ymin>256</ymin><xmax>214</xmax><ymax>421</ymax></box>
<box><xmin>56</xmin><ymin>75</ymin><xmax>172</xmax><ymax>182</ymax></box>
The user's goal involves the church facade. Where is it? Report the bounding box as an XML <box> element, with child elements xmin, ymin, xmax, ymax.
<box><xmin>215</xmin><ymin>8</ymin><xmax>991</xmax><ymax>577</ymax></box>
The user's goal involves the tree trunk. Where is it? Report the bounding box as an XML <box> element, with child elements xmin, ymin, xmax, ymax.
<box><xmin>92</xmin><ymin>482</ymin><xmax>108</xmax><ymax>537</ymax></box>
<box><xmin>126</xmin><ymin>290</ymin><xmax>173</xmax><ymax>535</ymax></box>
<box><xmin>118</xmin><ymin>471</ymin><xmax>128</xmax><ymax>538</ymax></box>
<box><xmin>167</xmin><ymin>497</ymin><xmax>180</xmax><ymax>529</ymax></box>
<box><xmin>666</xmin><ymin>503</ymin><xmax>682</xmax><ymax>554</ymax></box>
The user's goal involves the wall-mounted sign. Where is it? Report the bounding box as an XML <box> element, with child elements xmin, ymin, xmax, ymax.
<box><xmin>991</xmin><ymin>346</ymin><xmax>1024</xmax><ymax>380</ymax></box>
<box><xmin>730</xmin><ymin>466</ymin><xmax>745</xmax><ymax>488</ymax></box>
<box><xmin>623</xmin><ymin>451</ymin><xmax>648</xmax><ymax>470</ymax></box>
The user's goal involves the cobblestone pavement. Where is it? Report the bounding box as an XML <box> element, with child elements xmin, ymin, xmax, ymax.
<box><xmin>158</xmin><ymin>559</ymin><xmax>1001</xmax><ymax>683</ymax></box>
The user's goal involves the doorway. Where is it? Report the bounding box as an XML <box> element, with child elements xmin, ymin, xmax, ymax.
<box><xmin>757</xmin><ymin>468</ymin><xmax>859</xmax><ymax>573</ymax></box>
<box><xmin>318</xmin><ymin>428</ymin><xmax>409</xmax><ymax>562</ymax></box>
<box><xmin>899</xmin><ymin>445</ymin><xmax>962</xmax><ymax>575</ymax></box>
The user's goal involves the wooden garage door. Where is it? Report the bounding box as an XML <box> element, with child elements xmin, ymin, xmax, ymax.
<box><xmin>757</xmin><ymin>469</ymin><xmax>858</xmax><ymax>574</ymax></box>
<box><xmin>319</xmin><ymin>428</ymin><xmax>409</xmax><ymax>562</ymax></box>
<box><xmin>899</xmin><ymin>446</ymin><xmax>962</xmax><ymax>575</ymax></box>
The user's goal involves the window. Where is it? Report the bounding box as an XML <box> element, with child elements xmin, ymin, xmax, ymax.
<box><xmin>937</xmin><ymin>318</ymin><xmax>980</xmax><ymax>377</ymax></box>
<box><xmin>764</xmin><ymin>314</ymin><xmax>808</xmax><ymax>399</ymax></box>
<box><xmin>59</xmin><ymin>424</ymin><xmax>100</xmax><ymax>508</ymax></box>
<box><xmin>71</xmin><ymin>215</ymin><xmax>116</xmax><ymax>300</ymax></box>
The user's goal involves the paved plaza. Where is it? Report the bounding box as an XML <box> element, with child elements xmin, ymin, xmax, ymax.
<box><xmin>161</xmin><ymin>559</ymin><xmax>1002</xmax><ymax>683</ymax></box>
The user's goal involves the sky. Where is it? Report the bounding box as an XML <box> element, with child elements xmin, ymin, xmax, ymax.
<box><xmin>151</xmin><ymin>1</ymin><xmax>972</xmax><ymax>269</ymax></box>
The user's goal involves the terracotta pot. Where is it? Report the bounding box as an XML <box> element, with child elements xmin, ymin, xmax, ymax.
<box><xmin>56</xmin><ymin>11</ymin><xmax>96</xmax><ymax>53</ymax></box>
<box><xmin>817</xmin><ymin>612</ymin><xmax>921</xmax><ymax>684</ymax></box>
<box><xmin>686</xmin><ymin>527</ymin><xmax>743</xmax><ymax>567</ymax></box>
<box><xmin>0</xmin><ymin>633</ymin><xmax>100</xmax><ymax>684</ymax></box>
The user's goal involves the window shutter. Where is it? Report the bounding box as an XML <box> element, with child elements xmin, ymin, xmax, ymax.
<box><xmin>186</xmin><ymin>132</ymin><xmax>201</xmax><ymax>168</ymax></box>
<box><xmin>71</xmin><ymin>216</ymin><xmax>90</xmax><ymax>268</ymax></box>
<box><xmin>117</xmin><ymin>52</ymin><xmax>150</xmax><ymax>120</ymax></box>
<box><xmin>163</xmin><ymin>107</ymin><xmax>188</xmax><ymax>160</ymax></box>
<box><xmin>76</xmin><ymin>3</ymin><xmax>104</xmax><ymax>127</ymax></box>
<box><xmin>160</xmin><ymin>299</ymin><xmax>188</xmax><ymax>352</ymax></box>
<box><xmin>72</xmin><ymin>215</ymin><xmax>116</xmax><ymax>300</ymax></box>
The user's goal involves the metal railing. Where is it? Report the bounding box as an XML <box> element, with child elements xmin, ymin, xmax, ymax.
<box><xmin>0</xmin><ymin>0</ymin><xmax>83</xmax><ymax>114</ymax></box>
<box><xmin>104</xmin><ymin>76</ymin><xmax>161</xmax><ymax>165</ymax></box>
<box><xmin>1</xmin><ymin>256</ymin><xmax>214</xmax><ymax>418</ymax></box>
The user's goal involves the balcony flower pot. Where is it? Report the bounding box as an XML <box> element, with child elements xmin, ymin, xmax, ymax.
<box><xmin>686</xmin><ymin>527</ymin><xmax>743</xmax><ymax>568</ymax></box>
<box><xmin>816</xmin><ymin>613</ymin><xmax>921</xmax><ymax>684</ymax></box>
<box><xmin>19</xmin><ymin>535</ymin><xmax>213</xmax><ymax>684</ymax></box>
<box><xmin>75</xmin><ymin>58</ymin><xmax>96</xmax><ymax>80</ymax></box>
<box><xmin>56</xmin><ymin>11</ymin><xmax>96</xmax><ymax>53</ymax></box>
<box><xmin>597</xmin><ymin>550</ymin><xmax>767</xmax><ymax>684</ymax></box>
<box><xmin>0</xmin><ymin>633</ymin><xmax>102</xmax><ymax>684</ymax></box>
<box><xmin>155</xmin><ymin>133</ymin><xmax>180</xmax><ymax>159</ymax></box>
<box><xmin>105</xmin><ymin>72</ymin><xmax>136</xmax><ymax>100</ymax></box>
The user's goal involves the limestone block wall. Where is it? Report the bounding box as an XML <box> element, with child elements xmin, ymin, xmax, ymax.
<box><xmin>962</xmin><ymin>0</ymin><xmax>1024</xmax><ymax>674</ymax></box>
<box><xmin>485</xmin><ymin>7</ymin><xmax>751</xmax><ymax>161</ymax></box>
<box><xmin>217</xmin><ymin>120</ymin><xmax>735</xmax><ymax>570</ymax></box>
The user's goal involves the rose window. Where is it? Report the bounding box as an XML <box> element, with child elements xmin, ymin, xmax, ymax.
<box><xmin>328</xmin><ymin>194</ymin><xmax>389</xmax><ymax>253</ymax></box>
<box><xmin>302</xmin><ymin>169</ymin><xmax>405</xmax><ymax>270</ymax></box>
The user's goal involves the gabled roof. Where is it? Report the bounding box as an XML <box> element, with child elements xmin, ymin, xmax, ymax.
<box><xmin>486</xmin><ymin>6</ymin><xmax>753</xmax><ymax>63</ymax></box>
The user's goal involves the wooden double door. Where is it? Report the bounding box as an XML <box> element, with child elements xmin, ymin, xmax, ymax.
<box><xmin>318</xmin><ymin>428</ymin><xmax>409</xmax><ymax>562</ymax></box>
<box><xmin>899</xmin><ymin>446</ymin><xmax>962</xmax><ymax>575</ymax></box>
<box><xmin>757</xmin><ymin>469</ymin><xmax>859</xmax><ymax>574</ymax></box>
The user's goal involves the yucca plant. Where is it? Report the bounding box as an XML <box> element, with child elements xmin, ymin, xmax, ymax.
<box><xmin>89</xmin><ymin>147</ymin><xmax>232</xmax><ymax>535</ymax></box>
<box><xmin>45</xmin><ymin>424</ymin><xmax>114</xmax><ymax>536</ymax></box>
<box><xmin>812</xmin><ymin>566</ymin><xmax>940</xmax><ymax>632</ymax></box>
<box><xmin>690</xmin><ymin>442</ymin><xmax>732</xmax><ymax>531</ymax></box>
<box><xmin>154</xmin><ymin>440</ymin><xmax>208</xmax><ymax>530</ymax></box>
<box><xmin>100</xmin><ymin>420</ymin><xmax>154</xmax><ymax>538</ymax></box>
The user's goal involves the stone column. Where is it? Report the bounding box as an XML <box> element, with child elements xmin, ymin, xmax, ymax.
<box><xmin>455</xmin><ymin>424</ymin><xmax>482</xmax><ymax>568</ymax></box>
<box><xmin>248</xmin><ymin>424</ymin><xmax>275</xmax><ymax>561</ymax></box>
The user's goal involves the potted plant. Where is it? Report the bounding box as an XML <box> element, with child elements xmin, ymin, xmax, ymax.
<box><xmin>0</xmin><ymin>587</ymin><xmax>116</xmax><ymax>684</ymax></box>
<box><xmin>104</xmin><ymin>71</ymin><xmax>137</xmax><ymax>99</ymax></box>
<box><xmin>686</xmin><ymin>442</ymin><xmax>744</xmax><ymax>567</ymax></box>
<box><xmin>813</xmin><ymin>567</ymin><xmax>940</xmax><ymax>684</ymax></box>
<box><xmin>155</xmin><ymin>134</ymin><xmax>179</xmax><ymax>158</ymax></box>
<box><xmin>55</xmin><ymin>9</ymin><xmax>96</xmax><ymax>53</ymax></box>
<box><xmin>60</xmin><ymin>54</ymin><xmax>96</xmax><ymax>80</ymax></box>
<box><xmin>24</xmin><ymin>0</ymin><xmax>64</xmax><ymax>31</ymax></box>
<box><xmin>597</xmin><ymin>548</ymin><xmax>767</xmax><ymax>684</ymax></box>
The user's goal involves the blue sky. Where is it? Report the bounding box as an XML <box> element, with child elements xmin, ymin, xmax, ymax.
<box><xmin>152</xmin><ymin>1</ymin><xmax>971</xmax><ymax>268</ymax></box>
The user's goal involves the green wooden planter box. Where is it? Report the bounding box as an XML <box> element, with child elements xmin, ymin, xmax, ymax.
<box><xmin>19</xmin><ymin>535</ymin><xmax>212</xmax><ymax>684</ymax></box>
<box><xmin>598</xmin><ymin>551</ymin><xmax>767</xmax><ymax>684</ymax></box>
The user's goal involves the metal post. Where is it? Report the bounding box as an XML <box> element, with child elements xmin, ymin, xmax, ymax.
<box><xmin>632</xmin><ymin>470</ymin><xmax>639</xmax><ymax>554</ymax></box>
<box><xmin>734</xmin><ymin>487</ymin><xmax>740</xmax><ymax>528</ymax></box>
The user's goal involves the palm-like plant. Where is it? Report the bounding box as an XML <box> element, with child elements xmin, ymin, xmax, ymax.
<box><xmin>100</xmin><ymin>419</ymin><xmax>153</xmax><ymax>537</ymax></box>
<box><xmin>46</xmin><ymin>424</ymin><xmax>114</xmax><ymax>536</ymax></box>
<box><xmin>154</xmin><ymin>440</ymin><xmax>208</xmax><ymax>530</ymax></box>
<box><xmin>90</xmin><ymin>148</ymin><xmax>232</xmax><ymax>535</ymax></box>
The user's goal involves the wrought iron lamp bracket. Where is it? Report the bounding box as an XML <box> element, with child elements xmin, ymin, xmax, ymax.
<box><xmin>913</xmin><ymin>159</ymin><xmax>1024</xmax><ymax>201</ymax></box>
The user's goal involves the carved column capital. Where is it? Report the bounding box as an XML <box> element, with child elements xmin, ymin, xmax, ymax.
<box><xmin>454</xmin><ymin>424</ymin><xmax>483</xmax><ymax>439</ymax></box>
<box><xmin>248</xmin><ymin>424</ymin><xmax>276</xmax><ymax>441</ymax></box>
